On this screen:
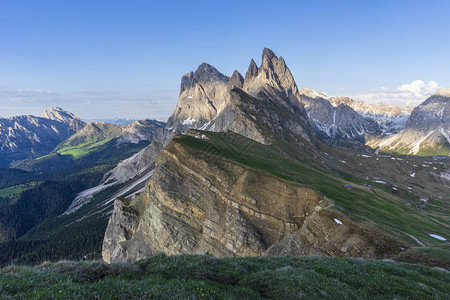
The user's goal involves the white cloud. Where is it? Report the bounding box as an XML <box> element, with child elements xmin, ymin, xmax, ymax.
<box><xmin>397</xmin><ymin>80</ymin><xmax>438</xmax><ymax>97</ymax></box>
<box><xmin>354</xmin><ymin>80</ymin><xmax>440</xmax><ymax>107</ymax></box>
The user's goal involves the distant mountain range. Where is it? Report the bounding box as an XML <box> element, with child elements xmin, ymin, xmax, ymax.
<box><xmin>84</xmin><ymin>118</ymin><xmax>140</xmax><ymax>126</ymax></box>
<box><xmin>0</xmin><ymin>107</ymin><xmax>165</xmax><ymax>168</ymax></box>
<box><xmin>0</xmin><ymin>107</ymin><xmax>84</xmax><ymax>167</ymax></box>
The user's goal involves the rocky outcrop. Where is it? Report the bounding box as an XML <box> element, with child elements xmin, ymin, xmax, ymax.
<box><xmin>180</xmin><ymin>63</ymin><xmax>229</xmax><ymax>95</ymax></box>
<box><xmin>406</xmin><ymin>88</ymin><xmax>450</xmax><ymax>130</ymax></box>
<box><xmin>168</xmin><ymin>63</ymin><xmax>230</xmax><ymax>131</ymax></box>
<box><xmin>103</xmin><ymin>135</ymin><xmax>403</xmax><ymax>263</ymax></box>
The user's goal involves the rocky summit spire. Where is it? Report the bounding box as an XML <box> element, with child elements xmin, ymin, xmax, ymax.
<box><xmin>244</xmin><ymin>59</ymin><xmax>259</xmax><ymax>80</ymax></box>
<box><xmin>228</xmin><ymin>70</ymin><xmax>244</xmax><ymax>90</ymax></box>
<box><xmin>261</xmin><ymin>47</ymin><xmax>277</xmax><ymax>69</ymax></box>
<box><xmin>243</xmin><ymin>48</ymin><xmax>301</xmax><ymax>108</ymax></box>
<box><xmin>41</xmin><ymin>107</ymin><xmax>85</xmax><ymax>131</ymax></box>
<box><xmin>179</xmin><ymin>63</ymin><xmax>229</xmax><ymax>95</ymax></box>
<box><xmin>194</xmin><ymin>63</ymin><xmax>229</xmax><ymax>83</ymax></box>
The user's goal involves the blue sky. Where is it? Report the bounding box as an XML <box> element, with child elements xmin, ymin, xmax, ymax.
<box><xmin>1</xmin><ymin>0</ymin><xmax>449</xmax><ymax>120</ymax></box>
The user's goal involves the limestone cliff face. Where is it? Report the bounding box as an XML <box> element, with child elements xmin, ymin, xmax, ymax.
<box><xmin>103</xmin><ymin>135</ymin><xmax>403</xmax><ymax>263</ymax></box>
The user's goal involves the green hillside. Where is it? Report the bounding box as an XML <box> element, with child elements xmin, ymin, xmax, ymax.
<box><xmin>1</xmin><ymin>254</ymin><xmax>448</xmax><ymax>299</ymax></box>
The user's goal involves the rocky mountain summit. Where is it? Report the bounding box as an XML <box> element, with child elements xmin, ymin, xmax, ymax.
<box><xmin>41</xmin><ymin>106</ymin><xmax>85</xmax><ymax>131</ymax></box>
<box><xmin>72</xmin><ymin>48</ymin><xmax>315</xmax><ymax>216</ymax></box>
<box><xmin>406</xmin><ymin>88</ymin><xmax>450</xmax><ymax>130</ymax></box>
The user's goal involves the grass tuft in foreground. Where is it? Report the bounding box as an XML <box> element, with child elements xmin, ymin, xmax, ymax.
<box><xmin>1</xmin><ymin>254</ymin><xmax>449</xmax><ymax>299</ymax></box>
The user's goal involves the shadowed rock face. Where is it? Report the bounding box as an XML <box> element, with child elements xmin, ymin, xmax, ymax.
<box><xmin>102</xmin><ymin>136</ymin><xmax>404</xmax><ymax>263</ymax></box>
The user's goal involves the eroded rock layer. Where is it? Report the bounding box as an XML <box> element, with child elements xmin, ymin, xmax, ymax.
<box><xmin>103</xmin><ymin>136</ymin><xmax>403</xmax><ymax>263</ymax></box>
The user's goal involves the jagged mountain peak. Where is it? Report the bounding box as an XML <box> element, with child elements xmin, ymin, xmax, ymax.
<box><xmin>244</xmin><ymin>59</ymin><xmax>259</xmax><ymax>82</ymax></box>
<box><xmin>47</xmin><ymin>106</ymin><xmax>65</xmax><ymax>112</ymax></box>
<box><xmin>243</xmin><ymin>48</ymin><xmax>301</xmax><ymax>110</ymax></box>
<box><xmin>180</xmin><ymin>62</ymin><xmax>229</xmax><ymax>94</ymax></box>
<box><xmin>194</xmin><ymin>62</ymin><xmax>229</xmax><ymax>83</ymax></box>
<box><xmin>262</xmin><ymin>47</ymin><xmax>277</xmax><ymax>61</ymax></box>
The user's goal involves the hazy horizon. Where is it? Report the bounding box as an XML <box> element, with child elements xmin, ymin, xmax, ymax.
<box><xmin>1</xmin><ymin>0</ymin><xmax>449</xmax><ymax>119</ymax></box>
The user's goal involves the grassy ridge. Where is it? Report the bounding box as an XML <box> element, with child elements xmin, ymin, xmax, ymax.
<box><xmin>1</xmin><ymin>254</ymin><xmax>448</xmax><ymax>299</ymax></box>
